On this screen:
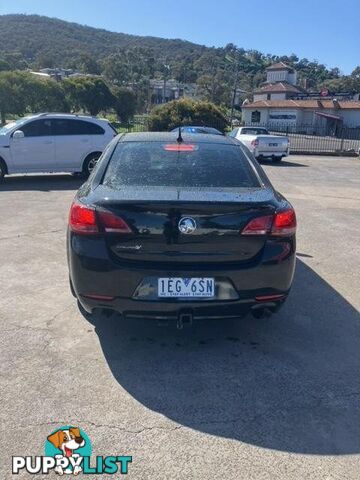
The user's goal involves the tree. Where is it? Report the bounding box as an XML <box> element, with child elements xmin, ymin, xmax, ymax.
<box><xmin>26</xmin><ymin>77</ymin><xmax>68</xmax><ymax>112</ymax></box>
<box><xmin>112</xmin><ymin>86</ymin><xmax>136</xmax><ymax>122</ymax></box>
<box><xmin>0</xmin><ymin>59</ymin><xmax>11</xmax><ymax>72</ymax></box>
<box><xmin>102</xmin><ymin>53</ymin><xmax>130</xmax><ymax>84</ymax></box>
<box><xmin>148</xmin><ymin>98</ymin><xmax>228</xmax><ymax>132</ymax></box>
<box><xmin>351</xmin><ymin>66</ymin><xmax>360</xmax><ymax>79</ymax></box>
<box><xmin>0</xmin><ymin>71</ymin><xmax>27</xmax><ymax>123</ymax></box>
<box><xmin>0</xmin><ymin>71</ymin><xmax>68</xmax><ymax>123</ymax></box>
<box><xmin>62</xmin><ymin>77</ymin><xmax>114</xmax><ymax>115</ymax></box>
<box><xmin>79</xmin><ymin>53</ymin><xmax>101</xmax><ymax>75</ymax></box>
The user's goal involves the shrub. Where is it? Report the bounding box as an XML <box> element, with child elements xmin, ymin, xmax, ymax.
<box><xmin>148</xmin><ymin>98</ymin><xmax>228</xmax><ymax>132</ymax></box>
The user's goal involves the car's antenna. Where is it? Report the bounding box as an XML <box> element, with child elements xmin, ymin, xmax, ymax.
<box><xmin>177</xmin><ymin>126</ymin><xmax>183</xmax><ymax>143</ymax></box>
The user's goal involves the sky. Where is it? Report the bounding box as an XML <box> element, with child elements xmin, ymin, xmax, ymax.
<box><xmin>1</xmin><ymin>0</ymin><xmax>359</xmax><ymax>74</ymax></box>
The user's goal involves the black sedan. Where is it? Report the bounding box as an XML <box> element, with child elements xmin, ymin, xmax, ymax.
<box><xmin>67</xmin><ymin>132</ymin><xmax>296</xmax><ymax>326</ymax></box>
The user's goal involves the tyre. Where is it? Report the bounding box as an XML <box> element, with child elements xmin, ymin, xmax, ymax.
<box><xmin>82</xmin><ymin>153</ymin><xmax>101</xmax><ymax>177</ymax></box>
<box><xmin>272</xmin><ymin>156</ymin><xmax>283</xmax><ymax>163</ymax></box>
<box><xmin>0</xmin><ymin>159</ymin><xmax>7</xmax><ymax>181</ymax></box>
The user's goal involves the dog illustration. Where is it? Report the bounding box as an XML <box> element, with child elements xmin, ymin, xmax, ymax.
<box><xmin>47</xmin><ymin>427</ymin><xmax>85</xmax><ymax>475</ymax></box>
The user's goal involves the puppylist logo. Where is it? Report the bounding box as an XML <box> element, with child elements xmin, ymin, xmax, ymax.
<box><xmin>12</xmin><ymin>426</ymin><xmax>132</xmax><ymax>475</ymax></box>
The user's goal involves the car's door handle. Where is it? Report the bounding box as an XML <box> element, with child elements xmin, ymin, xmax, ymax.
<box><xmin>81</xmin><ymin>139</ymin><xmax>89</xmax><ymax>143</ymax></box>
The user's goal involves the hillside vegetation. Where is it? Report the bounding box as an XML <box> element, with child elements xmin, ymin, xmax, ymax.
<box><xmin>0</xmin><ymin>14</ymin><xmax>359</xmax><ymax>112</ymax></box>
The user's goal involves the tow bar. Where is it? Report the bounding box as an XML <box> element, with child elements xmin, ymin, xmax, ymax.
<box><xmin>177</xmin><ymin>311</ymin><xmax>193</xmax><ymax>329</ymax></box>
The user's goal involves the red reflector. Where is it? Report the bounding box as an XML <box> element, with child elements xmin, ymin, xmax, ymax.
<box><xmin>164</xmin><ymin>143</ymin><xmax>196</xmax><ymax>152</ymax></box>
<box><xmin>81</xmin><ymin>294</ymin><xmax>115</xmax><ymax>301</ymax></box>
<box><xmin>242</xmin><ymin>215</ymin><xmax>273</xmax><ymax>235</ymax></box>
<box><xmin>97</xmin><ymin>210</ymin><xmax>132</xmax><ymax>233</ymax></box>
<box><xmin>69</xmin><ymin>202</ymin><xmax>98</xmax><ymax>234</ymax></box>
<box><xmin>255</xmin><ymin>294</ymin><xmax>285</xmax><ymax>302</ymax></box>
<box><xmin>272</xmin><ymin>209</ymin><xmax>296</xmax><ymax>236</ymax></box>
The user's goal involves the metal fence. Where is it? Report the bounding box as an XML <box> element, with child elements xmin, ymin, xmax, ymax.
<box><xmin>114</xmin><ymin>118</ymin><xmax>360</xmax><ymax>155</ymax></box>
<box><xmin>260</xmin><ymin>123</ymin><xmax>360</xmax><ymax>155</ymax></box>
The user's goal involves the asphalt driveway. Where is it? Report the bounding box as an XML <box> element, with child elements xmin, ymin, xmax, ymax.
<box><xmin>1</xmin><ymin>155</ymin><xmax>359</xmax><ymax>479</ymax></box>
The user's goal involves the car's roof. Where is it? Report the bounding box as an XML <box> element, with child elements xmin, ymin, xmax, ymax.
<box><xmin>27</xmin><ymin>113</ymin><xmax>107</xmax><ymax>122</ymax></box>
<box><xmin>171</xmin><ymin>125</ymin><xmax>222</xmax><ymax>133</ymax></box>
<box><xmin>119</xmin><ymin>132</ymin><xmax>237</xmax><ymax>145</ymax></box>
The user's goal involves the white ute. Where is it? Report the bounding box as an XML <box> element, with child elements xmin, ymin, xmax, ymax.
<box><xmin>0</xmin><ymin>113</ymin><xmax>117</xmax><ymax>180</ymax></box>
<box><xmin>229</xmin><ymin>126</ymin><xmax>290</xmax><ymax>162</ymax></box>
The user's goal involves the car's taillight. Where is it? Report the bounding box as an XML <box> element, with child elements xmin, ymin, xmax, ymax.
<box><xmin>69</xmin><ymin>203</ymin><xmax>131</xmax><ymax>234</ymax></box>
<box><xmin>251</xmin><ymin>139</ymin><xmax>259</xmax><ymax>147</ymax></box>
<box><xmin>241</xmin><ymin>209</ymin><xmax>296</xmax><ymax>236</ymax></box>
<box><xmin>271</xmin><ymin>209</ymin><xmax>296</xmax><ymax>236</ymax></box>
<box><xmin>97</xmin><ymin>210</ymin><xmax>132</xmax><ymax>233</ymax></box>
<box><xmin>241</xmin><ymin>215</ymin><xmax>273</xmax><ymax>235</ymax></box>
<box><xmin>69</xmin><ymin>202</ymin><xmax>98</xmax><ymax>234</ymax></box>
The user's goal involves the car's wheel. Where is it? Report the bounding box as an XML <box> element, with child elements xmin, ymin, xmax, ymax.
<box><xmin>82</xmin><ymin>153</ymin><xmax>101</xmax><ymax>177</ymax></box>
<box><xmin>0</xmin><ymin>159</ymin><xmax>7</xmax><ymax>181</ymax></box>
<box><xmin>272</xmin><ymin>156</ymin><xmax>283</xmax><ymax>163</ymax></box>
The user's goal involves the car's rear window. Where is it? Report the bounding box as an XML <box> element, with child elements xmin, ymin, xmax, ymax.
<box><xmin>242</xmin><ymin>128</ymin><xmax>269</xmax><ymax>135</ymax></box>
<box><xmin>102</xmin><ymin>142</ymin><xmax>260</xmax><ymax>189</ymax></box>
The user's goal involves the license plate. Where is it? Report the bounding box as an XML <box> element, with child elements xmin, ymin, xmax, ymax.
<box><xmin>269</xmin><ymin>143</ymin><xmax>278</xmax><ymax>147</ymax></box>
<box><xmin>158</xmin><ymin>278</ymin><xmax>215</xmax><ymax>298</ymax></box>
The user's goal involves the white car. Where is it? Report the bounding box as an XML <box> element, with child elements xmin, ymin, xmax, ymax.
<box><xmin>229</xmin><ymin>126</ymin><xmax>290</xmax><ymax>162</ymax></box>
<box><xmin>0</xmin><ymin>113</ymin><xmax>117</xmax><ymax>180</ymax></box>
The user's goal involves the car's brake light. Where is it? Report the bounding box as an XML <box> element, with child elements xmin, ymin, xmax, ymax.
<box><xmin>69</xmin><ymin>203</ymin><xmax>132</xmax><ymax>234</ymax></box>
<box><xmin>241</xmin><ymin>215</ymin><xmax>273</xmax><ymax>235</ymax></box>
<box><xmin>241</xmin><ymin>209</ymin><xmax>296</xmax><ymax>236</ymax></box>
<box><xmin>69</xmin><ymin>202</ymin><xmax>98</xmax><ymax>234</ymax></box>
<box><xmin>164</xmin><ymin>144</ymin><xmax>196</xmax><ymax>152</ymax></box>
<box><xmin>251</xmin><ymin>139</ymin><xmax>259</xmax><ymax>147</ymax></box>
<box><xmin>97</xmin><ymin>210</ymin><xmax>132</xmax><ymax>233</ymax></box>
<box><xmin>271</xmin><ymin>209</ymin><xmax>296</xmax><ymax>236</ymax></box>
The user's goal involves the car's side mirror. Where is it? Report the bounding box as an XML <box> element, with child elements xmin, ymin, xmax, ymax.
<box><xmin>13</xmin><ymin>130</ymin><xmax>25</xmax><ymax>139</ymax></box>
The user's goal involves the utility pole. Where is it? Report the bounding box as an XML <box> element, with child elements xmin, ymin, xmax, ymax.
<box><xmin>230</xmin><ymin>65</ymin><xmax>240</xmax><ymax>126</ymax></box>
<box><xmin>162</xmin><ymin>64</ymin><xmax>170</xmax><ymax>103</ymax></box>
<box><xmin>225</xmin><ymin>51</ymin><xmax>241</xmax><ymax>126</ymax></box>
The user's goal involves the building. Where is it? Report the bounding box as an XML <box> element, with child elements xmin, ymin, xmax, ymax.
<box><xmin>29</xmin><ymin>68</ymin><xmax>98</xmax><ymax>81</ymax></box>
<box><xmin>243</xmin><ymin>62</ymin><xmax>360</xmax><ymax>133</ymax></box>
<box><xmin>253</xmin><ymin>62</ymin><xmax>305</xmax><ymax>101</ymax></box>
<box><xmin>150</xmin><ymin>78</ymin><xmax>197</xmax><ymax>104</ymax></box>
<box><xmin>242</xmin><ymin>99</ymin><xmax>360</xmax><ymax>134</ymax></box>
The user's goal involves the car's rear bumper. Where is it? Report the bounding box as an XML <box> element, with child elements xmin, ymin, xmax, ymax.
<box><xmin>68</xmin><ymin>233</ymin><xmax>296</xmax><ymax>317</ymax></box>
<box><xmin>255</xmin><ymin>148</ymin><xmax>290</xmax><ymax>158</ymax></box>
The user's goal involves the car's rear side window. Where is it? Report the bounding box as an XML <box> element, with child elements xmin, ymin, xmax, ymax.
<box><xmin>102</xmin><ymin>141</ymin><xmax>260</xmax><ymax>189</ymax></box>
<box><xmin>52</xmin><ymin>119</ymin><xmax>105</xmax><ymax>135</ymax></box>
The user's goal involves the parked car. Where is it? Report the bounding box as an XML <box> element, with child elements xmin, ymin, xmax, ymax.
<box><xmin>229</xmin><ymin>126</ymin><xmax>290</xmax><ymax>161</ymax></box>
<box><xmin>0</xmin><ymin>113</ymin><xmax>117</xmax><ymax>180</ymax></box>
<box><xmin>67</xmin><ymin>132</ymin><xmax>296</xmax><ymax>325</ymax></box>
<box><xmin>171</xmin><ymin>126</ymin><xmax>223</xmax><ymax>135</ymax></box>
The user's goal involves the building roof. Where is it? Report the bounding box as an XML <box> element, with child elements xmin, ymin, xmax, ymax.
<box><xmin>266</xmin><ymin>62</ymin><xmax>293</xmax><ymax>71</ymax></box>
<box><xmin>254</xmin><ymin>82</ymin><xmax>305</xmax><ymax>94</ymax></box>
<box><xmin>242</xmin><ymin>100</ymin><xmax>360</xmax><ymax>110</ymax></box>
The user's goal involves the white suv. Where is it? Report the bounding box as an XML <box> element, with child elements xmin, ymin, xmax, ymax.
<box><xmin>0</xmin><ymin>113</ymin><xmax>117</xmax><ymax>180</ymax></box>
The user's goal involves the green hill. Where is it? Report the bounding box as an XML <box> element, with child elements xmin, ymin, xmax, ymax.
<box><xmin>0</xmin><ymin>13</ymin><xmax>356</xmax><ymax>101</ymax></box>
<box><xmin>0</xmin><ymin>14</ymin><xmax>208</xmax><ymax>65</ymax></box>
